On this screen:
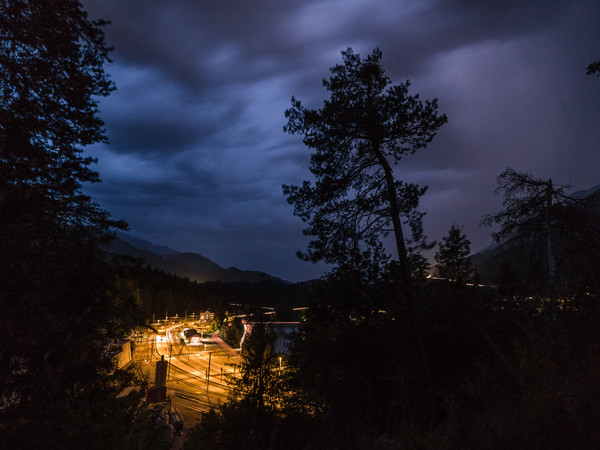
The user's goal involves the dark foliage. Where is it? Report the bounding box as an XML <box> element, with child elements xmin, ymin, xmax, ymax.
<box><xmin>219</xmin><ymin>316</ymin><xmax>244</xmax><ymax>349</ymax></box>
<box><xmin>229</xmin><ymin>321</ymin><xmax>280</xmax><ymax>411</ymax></box>
<box><xmin>194</xmin><ymin>262</ymin><xmax>600</xmax><ymax>448</ymax></box>
<box><xmin>434</xmin><ymin>224</ymin><xmax>474</xmax><ymax>304</ymax></box>
<box><xmin>185</xmin><ymin>400</ymin><xmax>324</xmax><ymax>449</ymax></box>
<box><xmin>0</xmin><ymin>1</ymin><xmax>147</xmax><ymax>446</ymax></box>
<box><xmin>435</xmin><ymin>224</ymin><xmax>473</xmax><ymax>284</ymax></box>
<box><xmin>482</xmin><ymin>168</ymin><xmax>600</xmax><ymax>312</ymax></box>
<box><xmin>283</xmin><ymin>47</ymin><xmax>446</xmax><ymax>267</ymax></box>
<box><xmin>587</xmin><ymin>59</ymin><xmax>600</xmax><ymax>76</ymax></box>
<box><xmin>253</xmin><ymin>277</ymin><xmax>600</xmax><ymax>448</ymax></box>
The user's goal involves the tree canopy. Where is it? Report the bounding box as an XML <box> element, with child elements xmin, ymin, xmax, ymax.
<box><xmin>0</xmin><ymin>1</ymin><xmax>144</xmax><ymax>446</ymax></box>
<box><xmin>587</xmin><ymin>59</ymin><xmax>600</xmax><ymax>76</ymax></box>
<box><xmin>283</xmin><ymin>48</ymin><xmax>446</xmax><ymax>270</ymax></box>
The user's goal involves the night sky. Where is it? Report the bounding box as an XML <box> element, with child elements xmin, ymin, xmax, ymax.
<box><xmin>81</xmin><ymin>0</ymin><xmax>600</xmax><ymax>282</ymax></box>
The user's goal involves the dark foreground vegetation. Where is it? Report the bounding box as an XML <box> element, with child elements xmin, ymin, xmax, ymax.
<box><xmin>0</xmin><ymin>1</ymin><xmax>153</xmax><ymax>447</ymax></box>
<box><xmin>184</xmin><ymin>275</ymin><xmax>600</xmax><ymax>449</ymax></box>
<box><xmin>2</xmin><ymin>1</ymin><xmax>600</xmax><ymax>448</ymax></box>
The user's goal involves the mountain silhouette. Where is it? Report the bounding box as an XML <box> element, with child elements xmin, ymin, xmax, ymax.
<box><xmin>107</xmin><ymin>234</ymin><xmax>288</xmax><ymax>284</ymax></box>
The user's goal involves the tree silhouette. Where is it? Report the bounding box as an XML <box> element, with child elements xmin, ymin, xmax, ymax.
<box><xmin>434</xmin><ymin>224</ymin><xmax>474</xmax><ymax>304</ymax></box>
<box><xmin>0</xmin><ymin>1</ymin><xmax>144</xmax><ymax>446</ymax></box>
<box><xmin>482</xmin><ymin>168</ymin><xmax>600</xmax><ymax>318</ymax></box>
<box><xmin>283</xmin><ymin>48</ymin><xmax>446</xmax><ymax>389</ymax></box>
<box><xmin>587</xmin><ymin>59</ymin><xmax>600</xmax><ymax>76</ymax></box>
<box><xmin>230</xmin><ymin>321</ymin><xmax>280</xmax><ymax>412</ymax></box>
<box><xmin>483</xmin><ymin>169</ymin><xmax>566</xmax><ymax>319</ymax></box>
<box><xmin>435</xmin><ymin>224</ymin><xmax>473</xmax><ymax>285</ymax></box>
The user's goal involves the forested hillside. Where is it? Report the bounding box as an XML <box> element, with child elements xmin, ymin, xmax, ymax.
<box><xmin>124</xmin><ymin>264</ymin><xmax>315</xmax><ymax>322</ymax></box>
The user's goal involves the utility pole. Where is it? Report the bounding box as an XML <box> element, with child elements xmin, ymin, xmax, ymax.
<box><xmin>206</xmin><ymin>351</ymin><xmax>212</xmax><ymax>393</ymax></box>
<box><xmin>167</xmin><ymin>342</ymin><xmax>173</xmax><ymax>384</ymax></box>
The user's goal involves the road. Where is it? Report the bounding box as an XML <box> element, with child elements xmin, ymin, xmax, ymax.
<box><xmin>133</xmin><ymin>322</ymin><xmax>241</xmax><ymax>427</ymax></box>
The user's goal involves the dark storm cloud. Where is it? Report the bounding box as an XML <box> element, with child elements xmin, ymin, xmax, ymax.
<box><xmin>105</xmin><ymin>119</ymin><xmax>202</xmax><ymax>154</ymax></box>
<box><xmin>81</xmin><ymin>0</ymin><xmax>600</xmax><ymax>281</ymax></box>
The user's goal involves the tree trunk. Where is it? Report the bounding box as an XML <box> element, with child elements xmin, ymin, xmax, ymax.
<box><xmin>374</xmin><ymin>148</ymin><xmax>433</xmax><ymax>390</ymax></box>
<box><xmin>546</xmin><ymin>180</ymin><xmax>558</xmax><ymax>320</ymax></box>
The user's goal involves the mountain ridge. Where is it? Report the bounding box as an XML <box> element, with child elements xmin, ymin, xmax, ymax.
<box><xmin>108</xmin><ymin>234</ymin><xmax>289</xmax><ymax>284</ymax></box>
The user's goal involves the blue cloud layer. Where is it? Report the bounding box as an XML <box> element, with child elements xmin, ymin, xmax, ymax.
<box><xmin>82</xmin><ymin>0</ymin><xmax>600</xmax><ymax>281</ymax></box>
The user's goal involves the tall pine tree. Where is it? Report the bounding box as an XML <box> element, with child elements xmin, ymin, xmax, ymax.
<box><xmin>283</xmin><ymin>48</ymin><xmax>446</xmax><ymax>389</ymax></box>
<box><xmin>0</xmin><ymin>1</ymin><xmax>144</xmax><ymax>446</ymax></box>
<box><xmin>435</xmin><ymin>224</ymin><xmax>473</xmax><ymax>285</ymax></box>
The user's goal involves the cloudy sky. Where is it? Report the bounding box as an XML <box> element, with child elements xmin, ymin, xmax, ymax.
<box><xmin>81</xmin><ymin>0</ymin><xmax>600</xmax><ymax>282</ymax></box>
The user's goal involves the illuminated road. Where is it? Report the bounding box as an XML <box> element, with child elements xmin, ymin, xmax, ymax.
<box><xmin>134</xmin><ymin>321</ymin><xmax>241</xmax><ymax>427</ymax></box>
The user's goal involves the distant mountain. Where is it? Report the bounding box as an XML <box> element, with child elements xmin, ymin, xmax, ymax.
<box><xmin>570</xmin><ymin>184</ymin><xmax>600</xmax><ymax>199</ymax></box>
<box><xmin>107</xmin><ymin>234</ymin><xmax>288</xmax><ymax>284</ymax></box>
<box><xmin>118</xmin><ymin>234</ymin><xmax>180</xmax><ymax>256</ymax></box>
<box><xmin>469</xmin><ymin>244</ymin><xmax>506</xmax><ymax>285</ymax></box>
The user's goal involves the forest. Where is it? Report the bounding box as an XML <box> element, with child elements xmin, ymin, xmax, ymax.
<box><xmin>1</xmin><ymin>1</ymin><xmax>600</xmax><ymax>448</ymax></box>
<box><xmin>129</xmin><ymin>264</ymin><xmax>314</xmax><ymax>323</ymax></box>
